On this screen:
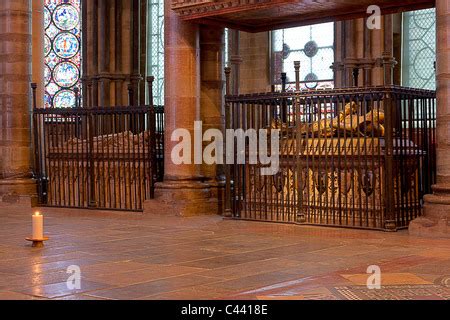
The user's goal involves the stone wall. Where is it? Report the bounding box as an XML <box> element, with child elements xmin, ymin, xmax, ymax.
<box><xmin>0</xmin><ymin>0</ymin><xmax>35</xmax><ymax>203</ymax></box>
<box><xmin>239</xmin><ymin>31</ymin><xmax>271</xmax><ymax>94</ymax></box>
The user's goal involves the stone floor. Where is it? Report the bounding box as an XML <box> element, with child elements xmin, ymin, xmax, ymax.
<box><xmin>0</xmin><ymin>203</ymin><xmax>449</xmax><ymax>300</ymax></box>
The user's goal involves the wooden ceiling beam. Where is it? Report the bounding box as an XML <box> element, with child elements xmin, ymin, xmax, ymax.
<box><xmin>171</xmin><ymin>0</ymin><xmax>436</xmax><ymax>32</ymax></box>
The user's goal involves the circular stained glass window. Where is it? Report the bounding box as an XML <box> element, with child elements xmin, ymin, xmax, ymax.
<box><xmin>53</xmin><ymin>4</ymin><xmax>80</xmax><ymax>31</ymax></box>
<box><xmin>282</xmin><ymin>43</ymin><xmax>291</xmax><ymax>59</ymax></box>
<box><xmin>305</xmin><ymin>73</ymin><xmax>319</xmax><ymax>89</ymax></box>
<box><xmin>44</xmin><ymin>35</ymin><xmax>51</xmax><ymax>57</ymax></box>
<box><xmin>53</xmin><ymin>62</ymin><xmax>79</xmax><ymax>88</ymax></box>
<box><xmin>54</xmin><ymin>90</ymin><xmax>76</xmax><ymax>108</ymax></box>
<box><xmin>304</xmin><ymin>41</ymin><xmax>319</xmax><ymax>58</ymax></box>
<box><xmin>44</xmin><ymin>7</ymin><xmax>51</xmax><ymax>29</ymax></box>
<box><xmin>53</xmin><ymin>32</ymin><xmax>79</xmax><ymax>59</ymax></box>
<box><xmin>45</xmin><ymin>0</ymin><xmax>82</xmax><ymax>108</ymax></box>
<box><xmin>46</xmin><ymin>82</ymin><xmax>60</xmax><ymax>95</ymax></box>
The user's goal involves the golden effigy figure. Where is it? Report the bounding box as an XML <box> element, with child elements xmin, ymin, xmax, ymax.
<box><xmin>312</xmin><ymin>102</ymin><xmax>385</xmax><ymax>138</ymax></box>
<box><xmin>271</xmin><ymin>102</ymin><xmax>385</xmax><ymax>138</ymax></box>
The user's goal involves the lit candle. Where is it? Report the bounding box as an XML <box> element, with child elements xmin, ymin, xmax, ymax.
<box><xmin>32</xmin><ymin>212</ymin><xmax>44</xmax><ymax>240</ymax></box>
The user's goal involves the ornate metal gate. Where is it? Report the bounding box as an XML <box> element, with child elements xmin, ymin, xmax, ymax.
<box><xmin>33</xmin><ymin>105</ymin><xmax>164</xmax><ymax>212</ymax></box>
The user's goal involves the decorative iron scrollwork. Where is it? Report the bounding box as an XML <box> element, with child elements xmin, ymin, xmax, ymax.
<box><xmin>360</xmin><ymin>170</ymin><xmax>375</xmax><ymax>197</ymax></box>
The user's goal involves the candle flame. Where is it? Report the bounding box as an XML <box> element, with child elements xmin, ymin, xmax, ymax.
<box><xmin>34</xmin><ymin>211</ymin><xmax>41</xmax><ymax>217</ymax></box>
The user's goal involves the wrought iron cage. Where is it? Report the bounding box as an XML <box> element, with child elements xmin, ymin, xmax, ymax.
<box><xmin>33</xmin><ymin>106</ymin><xmax>164</xmax><ymax>212</ymax></box>
<box><xmin>32</xmin><ymin>83</ymin><xmax>165</xmax><ymax>212</ymax></box>
<box><xmin>225</xmin><ymin>85</ymin><xmax>436</xmax><ymax>231</ymax></box>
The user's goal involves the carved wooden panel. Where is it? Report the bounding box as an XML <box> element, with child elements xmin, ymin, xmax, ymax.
<box><xmin>171</xmin><ymin>0</ymin><xmax>436</xmax><ymax>32</ymax></box>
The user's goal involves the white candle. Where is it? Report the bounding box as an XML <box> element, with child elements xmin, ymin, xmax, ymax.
<box><xmin>32</xmin><ymin>212</ymin><xmax>44</xmax><ymax>240</ymax></box>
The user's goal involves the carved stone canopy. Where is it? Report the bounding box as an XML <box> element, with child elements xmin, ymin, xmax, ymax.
<box><xmin>171</xmin><ymin>0</ymin><xmax>435</xmax><ymax>32</ymax></box>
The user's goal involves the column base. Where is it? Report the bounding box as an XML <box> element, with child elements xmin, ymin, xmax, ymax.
<box><xmin>0</xmin><ymin>179</ymin><xmax>37</xmax><ymax>208</ymax></box>
<box><xmin>409</xmin><ymin>185</ymin><xmax>450</xmax><ymax>239</ymax></box>
<box><xmin>144</xmin><ymin>180</ymin><xmax>219</xmax><ymax>217</ymax></box>
<box><xmin>209</xmin><ymin>179</ymin><xmax>225</xmax><ymax>216</ymax></box>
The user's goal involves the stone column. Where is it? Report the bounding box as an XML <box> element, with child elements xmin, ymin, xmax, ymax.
<box><xmin>0</xmin><ymin>0</ymin><xmax>35</xmax><ymax>202</ymax></box>
<box><xmin>409</xmin><ymin>1</ymin><xmax>450</xmax><ymax>238</ymax></box>
<box><xmin>381</xmin><ymin>14</ymin><xmax>396</xmax><ymax>85</ymax></box>
<box><xmin>200</xmin><ymin>26</ymin><xmax>225</xmax><ymax>215</ymax></box>
<box><xmin>343</xmin><ymin>20</ymin><xmax>356</xmax><ymax>87</ymax></box>
<box><xmin>333</xmin><ymin>21</ymin><xmax>345</xmax><ymax>88</ymax></box>
<box><xmin>239</xmin><ymin>32</ymin><xmax>270</xmax><ymax>93</ymax></box>
<box><xmin>84</xmin><ymin>0</ymin><xmax>134</xmax><ymax>107</ymax></box>
<box><xmin>145</xmin><ymin>2</ymin><xmax>214</xmax><ymax>216</ymax></box>
<box><xmin>363</xmin><ymin>18</ymin><xmax>373</xmax><ymax>86</ymax></box>
<box><xmin>230</xmin><ymin>30</ymin><xmax>243</xmax><ymax>94</ymax></box>
<box><xmin>371</xmin><ymin>17</ymin><xmax>384</xmax><ymax>86</ymax></box>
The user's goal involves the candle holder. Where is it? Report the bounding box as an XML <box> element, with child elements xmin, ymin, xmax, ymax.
<box><xmin>26</xmin><ymin>236</ymin><xmax>49</xmax><ymax>248</ymax></box>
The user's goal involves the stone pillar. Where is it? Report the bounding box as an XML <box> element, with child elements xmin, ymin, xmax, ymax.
<box><xmin>145</xmin><ymin>2</ymin><xmax>214</xmax><ymax>216</ymax></box>
<box><xmin>371</xmin><ymin>17</ymin><xmax>384</xmax><ymax>86</ymax></box>
<box><xmin>130</xmin><ymin>0</ymin><xmax>142</xmax><ymax>106</ymax></box>
<box><xmin>239</xmin><ymin>32</ymin><xmax>270</xmax><ymax>93</ymax></box>
<box><xmin>229</xmin><ymin>30</ymin><xmax>243</xmax><ymax>94</ymax></box>
<box><xmin>84</xmin><ymin>0</ymin><xmax>134</xmax><ymax>107</ymax></box>
<box><xmin>362</xmin><ymin>18</ymin><xmax>373</xmax><ymax>86</ymax></box>
<box><xmin>333</xmin><ymin>22</ymin><xmax>345</xmax><ymax>88</ymax></box>
<box><xmin>343</xmin><ymin>20</ymin><xmax>356</xmax><ymax>86</ymax></box>
<box><xmin>0</xmin><ymin>0</ymin><xmax>35</xmax><ymax>202</ymax></box>
<box><xmin>409</xmin><ymin>1</ymin><xmax>450</xmax><ymax>238</ymax></box>
<box><xmin>381</xmin><ymin>14</ymin><xmax>396</xmax><ymax>85</ymax></box>
<box><xmin>200</xmin><ymin>26</ymin><xmax>225</xmax><ymax>214</ymax></box>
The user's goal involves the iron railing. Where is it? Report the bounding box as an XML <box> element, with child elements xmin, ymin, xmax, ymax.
<box><xmin>225</xmin><ymin>83</ymin><xmax>436</xmax><ymax>231</ymax></box>
<box><xmin>33</xmin><ymin>105</ymin><xmax>164</xmax><ymax>212</ymax></box>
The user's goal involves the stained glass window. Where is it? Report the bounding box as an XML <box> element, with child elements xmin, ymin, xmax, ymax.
<box><xmin>402</xmin><ymin>9</ymin><xmax>436</xmax><ymax>90</ymax></box>
<box><xmin>224</xmin><ymin>28</ymin><xmax>229</xmax><ymax>67</ymax></box>
<box><xmin>44</xmin><ymin>0</ymin><xmax>82</xmax><ymax>108</ymax></box>
<box><xmin>147</xmin><ymin>0</ymin><xmax>164</xmax><ymax>106</ymax></box>
<box><xmin>272</xmin><ymin>23</ymin><xmax>335</xmax><ymax>90</ymax></box>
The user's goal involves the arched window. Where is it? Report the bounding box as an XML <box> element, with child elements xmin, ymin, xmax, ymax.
<box><xmin>402</xmin><ymin>8</ymin><xmax>436</xmax><ymax>90</ymax></box>
<box><xmin>272</xmin><ymin>23</ymin><xmax>335</xmax><ymax>90</ymax></box>
<box><xmin>44</xmin><ymin>0</ymin><xmax>82</xmax><ymax>108</ymax></box>
<box><xmin>147</xmin><ymin>0</ymin><xmax>164</xmax><ymax>106</ymax></box>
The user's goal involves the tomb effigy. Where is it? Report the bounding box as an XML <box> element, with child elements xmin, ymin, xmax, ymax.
<box><xmin>226</xmin><ymin>72</ymin><xmax>436</xmax><ymax>230</ymax></box>
<box><xmin>46</xmin><ymin>130</ymin><xmax>153</xmax><ymax>210</ymax></box>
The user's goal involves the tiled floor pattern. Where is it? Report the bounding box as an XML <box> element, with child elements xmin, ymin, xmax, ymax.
<box><xmin>333</xmin><ymin>285</ymin><xmax>450</xmax><ymax>300</ymax></box>
<box><xmin>0</xmin><ymin>204</ymin><xmax>449</xmax><ymax>300</ymax></box>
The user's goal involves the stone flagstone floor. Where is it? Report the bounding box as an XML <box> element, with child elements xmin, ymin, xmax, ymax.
<box><xmin>0</xmin><ymin>203</ymin><xmax>449</xmax><ymax>300</ymax></box>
